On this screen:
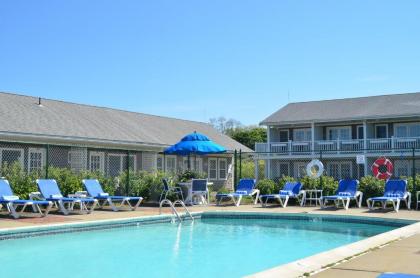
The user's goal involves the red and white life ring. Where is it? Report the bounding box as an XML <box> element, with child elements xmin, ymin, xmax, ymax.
<box><xmin>371</xmin><ymin>157</ymin><xmax>393</xmax><ymax>180</ymax></box>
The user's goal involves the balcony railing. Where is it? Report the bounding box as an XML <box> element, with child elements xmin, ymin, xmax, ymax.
<box><xmin>255</xmin><ymin>137</ymin><xmax>420</xmax><ymax>155</ymax></box>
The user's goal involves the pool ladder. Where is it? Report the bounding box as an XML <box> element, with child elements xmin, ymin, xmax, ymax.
<box><xmin>159</xmin><ymin>199</ymin><xmax>194</xmax><ymax>222</ymax></box>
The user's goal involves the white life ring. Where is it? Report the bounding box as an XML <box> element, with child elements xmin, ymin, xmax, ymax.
<box><xmin>306</xmin><ymin>159</ymin><xmax>324</xmax><ymax>178</ymax></box>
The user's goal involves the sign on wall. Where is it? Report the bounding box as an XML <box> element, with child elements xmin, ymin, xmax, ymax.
<box><xmin>356</xmin><ymin>155</ymin><xmax>366</xmax><ymax>164</ymax></box>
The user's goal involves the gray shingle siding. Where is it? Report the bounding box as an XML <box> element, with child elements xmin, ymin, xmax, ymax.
<box><xmin>0</xmin><ymin>92</ymin><xmax>251</xmax><ymax>152</ymax></box>
<box><xmin>261</xmin><ymin>92</ymin><xmax>420</xmax><ymax>125</ymax></box>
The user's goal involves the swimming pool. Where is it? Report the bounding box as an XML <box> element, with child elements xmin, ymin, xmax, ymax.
<box><xmin>0</xmin><ymin>213</ymin><xmax>413</xmax><ymax>277</ymax></box>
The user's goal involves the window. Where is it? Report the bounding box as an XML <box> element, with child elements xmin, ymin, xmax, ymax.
<box><xmin>293</xmin><ymin>128</ymin><xmax>311</xmax><ymax>141</ymax></box>
<box><xmin>165</xmin><ymin>155</ymin><xmax>177</xmax><ymax>173</ymax></box>
<box><xmin>395</xmin><ymin>123</ymin><xmax>420</xmax><ymax>138</ymax></box>
<box><xmin>327</xmin><ymin>162</ymin><xmax>352</xmax><ymax>180</ymax></box>
<box><xmin>68</xmin><ymin>148</ymin><xmax>87</xmax><ymax>172</ymax></box>
<box><xmin>394</xmin><ymin>160</ymin><xmax>409</xmax><ymax>177</ymax></box>
<box><xmin>357</xmin><ymin>125</ymin><xmax>364</xmax><ymax>140</ymax></box>
<box><xmin>294</xmin><ymin>162</ymin><xmax>307</xmax><ymax>178</ymax></box>
<box><xmin>28</xmin><ymin>148</ymin><xmax>45</xmax><ymax>173</ymax></box>
<box><xmin>327</xmin><ymin>126</ymin><xmax>351</xmax><ymax>140</ymax></box>
<box><xmin>394</xmin><ymin>160</ymin><xmax>420</xmax><ymax>177</ymax></box>
<box><xmin>375</xmin><ymin>124</ymin><xmax>388</xmax><ymax>139</ymax></box>
<box><xmin>107</xmin><ymin>154</ymin><xmax>136</xmax><ymax>177</ymax></box>
<box><xmin>279</xmin><ymin>130</ymin><xmax>289</xmax><ymax>142</ymax></box>
<box><xmin>157</xmin><ymin>155</ymin><xmax>164</xmax><ymax>171</ymax></box>
<box><xmin>0</xmin><ymin>148</ymin><xmax>24</xmax><ymax>169</ymax></box>
<box><xmin>141</xmin><ymin>152</ymin><xmax>156</xmax><ymax>172</ymax></box>
<box><xmin>272</xmin><ymin>160</ymin><xmax>289</xmax><ymax>179</ymax></box>
<box><xmin>182</xmin><ymin>157</ymin><xmax>203</xmax><ymax>173</ymax></box>
<box><xmin>218</xmin><ymin>158</ymin><xmax>227</xmax><ymax>180</ymax></box>
<box><xmin>89</xmin><ymin>151</ymin><xmax>104</xmax><ymax>173</ymax></box>
<box><xmin>208</xmin><ymin>158</ymin><xmax>217</xmax><ymax>180</ymax></box>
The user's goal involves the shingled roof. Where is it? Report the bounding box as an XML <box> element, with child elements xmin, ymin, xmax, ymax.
<box><xmin>0</xmin><ymin>92</ymin><xmax>251</xmax><ymax>152</ymax></box>
<box><xmin>261</xmin><ymin>92</ymin><xmax>420</xmax><ymax>125</ymax></box>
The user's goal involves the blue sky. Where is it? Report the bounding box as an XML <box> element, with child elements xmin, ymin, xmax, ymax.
<box><xmin>1</xmin><ymin>1</ymin><xmax>419</xmax><ymax>125</ymax></box>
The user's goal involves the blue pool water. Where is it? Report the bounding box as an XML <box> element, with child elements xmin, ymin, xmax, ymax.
<box><xmin>0</xmin><ymin>216</ymin><xmax>403</xmax><ymax>277</ymax></box>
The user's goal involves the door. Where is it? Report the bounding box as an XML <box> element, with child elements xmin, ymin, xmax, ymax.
<box><xmin>279</xmin><ymin>130</ymin><xmax>289</xmax><ymax>142</ymax></box>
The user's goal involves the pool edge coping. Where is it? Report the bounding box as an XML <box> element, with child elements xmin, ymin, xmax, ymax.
<box><xmin>246</xmin><ymin>221</ymin><xmax>420</xmax><ymax>278</ymax></box>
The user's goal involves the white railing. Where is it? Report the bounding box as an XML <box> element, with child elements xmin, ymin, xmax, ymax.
<box><xmin>255</xmin><ymin>137</ymin><xmax>420</xmax><ymax>155</ymax></box>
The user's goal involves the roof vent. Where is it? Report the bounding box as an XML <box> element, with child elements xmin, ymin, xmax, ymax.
<box><xmin>38</xmin><ymin>97</ymin><xmax>42</xmax><ymax>106</ymax></box>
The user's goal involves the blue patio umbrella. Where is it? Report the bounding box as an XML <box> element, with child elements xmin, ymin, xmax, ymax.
<box><xmin>164</xmin><ymin>132</ymin><xmax>226</xmax><ymax>156</ymax></box>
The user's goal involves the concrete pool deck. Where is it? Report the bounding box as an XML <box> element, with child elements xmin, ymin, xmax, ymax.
<box><xmin>1</xmin><ymin>204</ymin><xmax>419</xmax><ymax>277</ymax></box>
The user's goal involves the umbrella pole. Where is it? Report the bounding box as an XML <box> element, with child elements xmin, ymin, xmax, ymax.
<box><xmin>188</xmin><ymin>155</ymin><xmax>191</xmax><ymax>170</ymax></box>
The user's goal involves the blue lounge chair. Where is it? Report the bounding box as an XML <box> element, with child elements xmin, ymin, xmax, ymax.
<box><xmin>159</xmin><ymin>178</ymin><xmax>184</xmax><ymax>203</ymax></box>
<box><xmin>216</xmin><ymin>179</ymin><xmax>259</xmax><ymax>207</ymax></box>
<box><xmin>35</xmin><ymin>179</ymin><xmax>98</xmax><ymax>215</ymax></box>
<box><xmin>377</xmin><ymin>273</ymin><xmax>420</xmax><ymax>278</ymax></box>
<box><xmin>0</xmin><ymin>179</ymin><xmax>53</xmax><ymax>219</ymax></box>
<box><xmin>367</xmin><ymin>179</ymin><xmax>411</xmax><ymax>212</ymax></box>
<box><xmin>259</xmin><ymin>182</ymin><xmax>305</xmax><ymax>208</ymax></box>
<box><xmin>322</xmin><ymin>179</ymin><xmax>363</xmax><ymax>210</ymax></box>
<box><xmin>191</xmin><ymin>179</ymin><xmax>209</xmax><ymax>205</ymax></box>
<box><xmin>82</xmin><ymin>179</ymin><xmax>143</xmax><ymax>211</ymax></box>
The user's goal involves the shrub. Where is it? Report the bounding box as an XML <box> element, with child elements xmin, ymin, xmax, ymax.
<box><xmin>256</xmin><ymin>179</ymin><xmax>276</xmax><ymax>195</ymax></box>
<box><xmin>359</xmin><ymin>176</ymin><xmax>385</xmax><ymax>205</ymax></box>
<box><xmin>240</xmin><ymin>160</ymin><xmax>265</xmax><ymax>179</ymax></box>
<box><xmin>298</xmin><ymin>175</ymin><xmax>338</xmax><ymax>196</ymax></box>
<box><xmin>119</xmin><ymin>170</ymin><xmax>170</xmax><ymax>202</ymax></box>
<box><xmin>176</xmin><ymin>170</ymin><xmax>206</xmax><ymax>182</ymax></box>
<box><xmin>1</xmin><ymin>162</ymin><xmax>39</xmax><ymax>199</ymax></box>
<box><xmin>48</xmin><ymin>167</ymin><xmax>82</xmax><ymax>196</ymax></box>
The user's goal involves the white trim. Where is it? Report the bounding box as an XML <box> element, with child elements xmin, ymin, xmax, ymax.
<box><xmin>89</xmin><ymin>151</ymin><xmax>105</xmax><ymax>173</ymax></box>
<box><xmin>0</xmin><ymin>147</ymin><xmax>24</xmax><ymax>169</ymax></box>
<box><xmin>326</xmin><ymin>126</ymin><xmax>352</xmax><ymax>140</ymax></box>
<box><xmin>218</xmin><ymin>158</ymin><xmax>228</xmax><ymax>180</ymax></box>
<box><xmin>208</xmin><ymin>158</ymin><xmax>218</xmax><ymax>180</ymax></box>
<box><xmin>375</xmin><ymin>124</ymin><xmax>388</xmax><ymax>138</ymax></box>
<box><xmin>28</xmin><ymin>148</ymin><xmax>46</xmax><ymax>172</ymax></box>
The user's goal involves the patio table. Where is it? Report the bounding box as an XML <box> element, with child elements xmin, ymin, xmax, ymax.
<box><xmin>303</xmin><ymin>189</ymin><xmax>323</xmax><ymax>206</ymax></box>
<box><xmin>178</xmin><ymin>181</ymin><xmax>213</xmax><ymax>205</ymax></box>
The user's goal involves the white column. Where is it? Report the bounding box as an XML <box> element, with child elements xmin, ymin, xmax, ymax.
<box><xmin>363</xmin><ymin>120</ymin><xmax>368</xmax><ymax>176</ymax></box>
<box><xmin>311</xmin><ymin>122</ymin><xmax>315</xmax><ymax>155</ymax></box>
<box><xmin>267</xmin><ymin>126</ymin><xmax>271</xmax><ymax>179</ymax></box>
<box><xmin>363</xmin><ymin>121</ymin><xmax>367</xmax><ymax>149</ymax></box>
<box><xmin>254</xmin><ymin>159</ymin><xmax>259</xmax><ymax>182</ymax></box>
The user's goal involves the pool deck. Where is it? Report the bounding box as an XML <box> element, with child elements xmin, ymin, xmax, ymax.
<box><xmin>1</xmin><ymin>204</ymin><xmax>420</xmax><ymax>277</ymax></box>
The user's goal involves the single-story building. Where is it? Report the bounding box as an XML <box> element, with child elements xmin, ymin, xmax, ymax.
<box><xmin>0</xmin><ymin>92</ymin><xmax>251</xmax><ymax>189</ymax></box>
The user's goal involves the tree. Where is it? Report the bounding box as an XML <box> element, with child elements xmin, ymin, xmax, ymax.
<box><xmin>227</xmin><ymin>126</ymin><xmax>267</xmax><ymax>150</ymax></box>
<box><xmin>209</xmin><ymin>117</ymin><xmax>242</xmax><ymax>134</ymax></box>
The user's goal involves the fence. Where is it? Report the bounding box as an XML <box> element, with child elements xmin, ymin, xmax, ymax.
<box><xmin>0</xmin><ymin>140</ymin><xmax>233</xmax><ymax>200</ymax></box>
<box><xmin>235</xmin><ymin>148</ymin><xmax>420</xmax><ymax>191</ymax></box>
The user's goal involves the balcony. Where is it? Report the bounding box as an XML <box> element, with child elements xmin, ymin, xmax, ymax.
<box><xmin>255</xmin><ymin>137</ymin><xmax>420</xmax><ymax>155</ymax></box>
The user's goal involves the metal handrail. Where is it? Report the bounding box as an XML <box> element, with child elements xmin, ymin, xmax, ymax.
<box><xmin>159</xmin><ymin>199</ymin><xmax>193</xmax><ymax>221</ymax></box>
